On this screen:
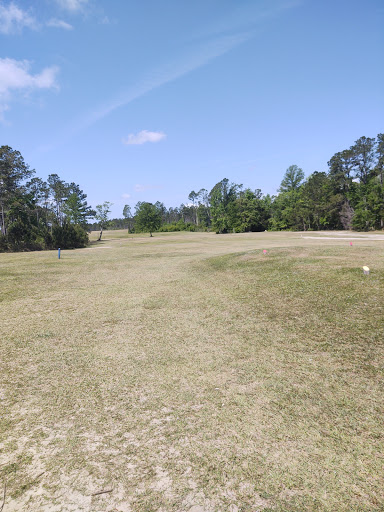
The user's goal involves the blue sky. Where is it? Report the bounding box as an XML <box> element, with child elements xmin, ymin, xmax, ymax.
<box><xmin>1</xmin><ymin>0</ymin><xmax>383</xmax><ymax>218</ymax></box>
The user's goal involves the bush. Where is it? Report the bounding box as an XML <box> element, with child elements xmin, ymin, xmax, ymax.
<box><xmin>351</xmin><ymin>208</ymin><xmax>374</xmax><ymax>231</ymax></box>
<box><xmin>52</xmin><ymin>223</ymin><xmax>89</xmax><ymax>249</ymax></box>
<box><xmin>0</xmin><ymin>234</ymin><xmax>9</xmax><ymax>252</ymax></box>
<box><xmin>6</xmin><ymin>220</ymin><xmax>46</xmax><ymax>251</ymax></box>
<box><xmin>158</xmin><ymin>220</ymin><xmax>196</xmax><ymax>232</ymax></box>
<box><xmin>0</xmin><ymin>224</ymin><xmax>87</xmax><ymax>252</ymax></box>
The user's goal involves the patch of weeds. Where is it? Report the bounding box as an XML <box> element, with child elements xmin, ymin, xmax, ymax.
<box><xmin>0</xmin><ymin>453</ymin><xmax>35</xmax><ymax>498</ymax></box>
<box><xmin>1</xmin><ymin>462</ymin><xmax>20</xmax><ymax>475</ymax></box>
<box><xmin>36</xmin><ymin>332</ymin><xmax>55</xmax><ymax>339</ymax></box>
<box><xmin>12</xmin><ymin>475</ymin><xmax>43</xmax><ymax>500</ymax></box>
<box><xmin>3</xmin><ymin>440</ymin><xmax>18</xmax><ymax>453</ymax></box>
<box><xmin>0</xmin><ymin>417</ymin><xmax>16</xmax><ymax>437</ymax></box>
<box><xmin>1</xmin><ymin>454</ymin><xmax>33</xmax><ymax>476</ymax></box>
<box><xmin>142</xmin><ymin>296</ymin><xmax>166</xmax><ymax>310</ymax></box>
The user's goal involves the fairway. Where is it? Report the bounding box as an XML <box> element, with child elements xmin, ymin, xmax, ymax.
<box><xmin>1</xmin><ymin>231</ymin><xmax>383</xmax><ymax>511</ymax></box>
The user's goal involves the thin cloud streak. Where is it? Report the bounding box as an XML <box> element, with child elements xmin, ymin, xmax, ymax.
<box><xmin>77</xmin><ymin>31</ymin><xmax>251</xmax><ymax>132</ymax></box>
<box><xmin>73</xmin><ymin>0</ymin><xmax>300</xmax><ymax>134</ymax></box>
<box><xmin>47</xmin><ymin>18</ymin><xmax>73</xmax><ymax>30</ymax></box>
<box><xmin>193</xmin><ymin>0</ymin><xmax>302</xmax><ymax>41</ymax></box>
<box><xmin>37</xmin><ymin>0</ymin><xmax>300</xmax><ymax>152</ymax></box>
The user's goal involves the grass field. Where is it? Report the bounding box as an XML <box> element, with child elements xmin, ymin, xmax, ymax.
<box><xmin>1</xmin><ymin>230</ymin><xmax>383</xmax><ymax>511</ymax></box>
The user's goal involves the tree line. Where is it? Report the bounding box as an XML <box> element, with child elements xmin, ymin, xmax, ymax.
<box><xmin>1</xmin><ymin>133</ymin><xmax>383</xmax><ymax>251</ymax></box>
<box><xmin>96</xmin><ymin>133</ymin><xmax>384</xmax><ymax>235</ymax></box>
<box><xmin>0</xmin><ymin>145</ymin><xmax>94</xmax><ymax>251</ymax></box>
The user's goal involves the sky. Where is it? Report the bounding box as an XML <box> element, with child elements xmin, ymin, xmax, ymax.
<box><xmin>1</xmin><ymin>0</ymin><xmax>383</xmax><ymax>218</ymax></box>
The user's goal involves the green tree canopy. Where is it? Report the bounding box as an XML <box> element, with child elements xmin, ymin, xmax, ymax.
<box><xmin>0</xmin><ymin>146</ymin><xmax>34</xmax><ymax>235</ymax></box>
<box><xmin>278</xmin><ymin>165</ymin><xmax>305</xmax><ymax>193</ymax></box>
<box><xmin>135</xmin><ymin>202</ymin><xmax>162</xmax><ymax>236</ymax></box>
<box><xmin>209</xmin><ymin>178</ymin><xmax>241</xmax><ymax>233</ymax></box>
<box><xmin>95</xmin><ymin>201</ymin><xmax>113</xmax><ymax>240</ymax></box>
<box><xmin>63</xmin><ymin>184</ymin><xmax>95</xmax><ymax>228</ymax></box>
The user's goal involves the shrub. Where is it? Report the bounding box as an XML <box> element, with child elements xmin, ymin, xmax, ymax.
<box><xmin>52</xmin><ymin>223</ymin><xmax>89</xmax><ymax>249</ymax></box>
<box><xmin>0</xmin><ymin>234</ymin><xmax>9</xmax><ymax>252</ymax></box>
<box><xmin>159</xmin><ymin>220</ymin><xmax>196</xmax><ymax>232</ymax></box>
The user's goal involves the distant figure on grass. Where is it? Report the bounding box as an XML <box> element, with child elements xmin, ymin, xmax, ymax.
<box><xmin>95</xmin><ymin>201</ymin><xmax>112</xmax><ymax>241</ymax></box>
<box><xmin>135</xmin><ymin>202</ymin><xmax>162</xmax><ymax>237</ymax></box>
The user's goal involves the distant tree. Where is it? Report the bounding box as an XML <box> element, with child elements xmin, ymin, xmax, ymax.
<box><xmin>376</xmin><ymin>133</ymin><xmax>384</xmax><ymax>186</ymax></box>
<box><xmin>0</xmin><ymin>146</ymin><xmax>96</xmax><ymax>251</ymax></box>
<box><xmin>6</xmin><ymin>193</ymin><xmax>39</xmax><ymax>250</ymax></box>
<box><xmin>179</xmin><ymin>203</ymin><xmax>195</xmax><ymax>224</ymax></box>
<box><xmin>123</xmin><ymin>204</ymin><xmax>133</xmax><ymax>232</ymax></box>
<box><xmin>300</xmin><ymin>172</ymin><xmax>342</xmax><ymax>230</ymax></box>
<box><xmin>195</xmin><ymin>188</ymin><xmax>210</xmax><ymax>227</ymax></box>
<box><xmin>373</xmin><ymin>134</ymin><xmax>384</xmax><ymax>228</ymax></box>
<box><xmin>209</xmin><ymin>178</ymin><xmax>241</xmax><ymax>233</ymax></box>
<box><xmin>188</xmin><ymin>190</ymin><xmax>198</xmax><ymax>204</ymax></box>
<box><xmin>346</xmin><ymin>136</ymin><xmax>377</xmax><ymax>230</ymax></box>
<box><xmin>95</xmin><ymin>201</ymin><xmax>113</xmax><ymax>240</ymax></box>
<box><xmin>235</xmin><ymin>188</ymin><xmax>270</xmax><ymax>232</ymax></box>
<box><xmin>328</xmin><ymin>149</ymin><xmax>354</xmax><ymax>196</ymax></box>
<box><xmin>351</xmin><ymin>136</ymin><xmax>376</xmax><ymax>185</ymax></box>
<box><xmin>154</xmin><ymin>201</ymin><xmax>168</xmax><ymax>224</ymax></box>
<box><xmin>0</xmin><ymin>145</ymin><xmax>34</xmax><ymax>235</ymax></box>
<box><xmin>270</xmin><ymin>166</ymin><xmax>305</xmax><ymax>230</ymax></box>
<box><xmin>167</xmin><ymin>206</ymin><xmax>181</xmax><ymax>223</ymax></box>
<box><xmin>135</xmin><ymin>201</ymin><xmax>162</xmax><ymax>236</ymax></box>
<box><xmin>278</xmin><ymin>165</ymin><xmax>305</xmax><ymax>193</ymax></box>
<box><xmin>188</xmin><ymin>190</ymin><xmax>199</xmax><ymax>224</ymax></box>
<box><xmin>63</xmin><ymin>183</ymin><xmax>95</xmax><ymax>228</ymax></box>
<box><xmin>47</xmin><ymin>174</ymin><xmax>69</xmax><ymax>226</ymax></box>
<box><xmin>339</xmin><ymin>202</ymin><xmax>354</xmax><ymax>230</ymax></box>
<box><xmin>26</xmin><ymin>177</ymin><xmax>50</xmax><ymax>225</ymax></box>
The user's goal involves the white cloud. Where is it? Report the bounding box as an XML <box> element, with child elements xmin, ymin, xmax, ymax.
<box><xmin>0</xmin><ymin>3</ymin><xmax>76</xmax><ymax>33</ymax></box>
<box><xmin>0</xmin><ymin>58</ymin><xmax>59</xmax><ymax>117</ymax></box>
<box><xmin>121</xmin><ymin>193</ymin><xmax>131</xmax><ymax>199</ymax></box>
<box><xmin>47</xmin><ymin>18</ymin><xmax>73</xmax><ymax>30</ymax></box>
<box><xmin>0</xmin><ymin>58</ymin><xmax>58</xmax><ymax>94</ymax></box>
<box><xmin>122</xmin><ymin>130</ymin><xmax>166</xmax><ymax>146</ymax></box>
<box><xmin>54</xmin><ymin>0</ymin><xmax>88</xmax><ymax>12</ymax></box>
<box><xmin>0</xmin><ymin>2</ymin><xmax>37</xmax><ymax>34</ymax></box>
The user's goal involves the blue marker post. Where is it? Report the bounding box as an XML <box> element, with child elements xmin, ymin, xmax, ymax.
<box><xmin>58</xmin><ymin>248</ymin><xmax>61</xmax><ymax>259</ymax></box>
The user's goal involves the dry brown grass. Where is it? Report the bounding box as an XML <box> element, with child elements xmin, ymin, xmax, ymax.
<box><xmin>1</xmin><ymin>230</ymin><xmax>383</xmax><ymax>511</ymax></box>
